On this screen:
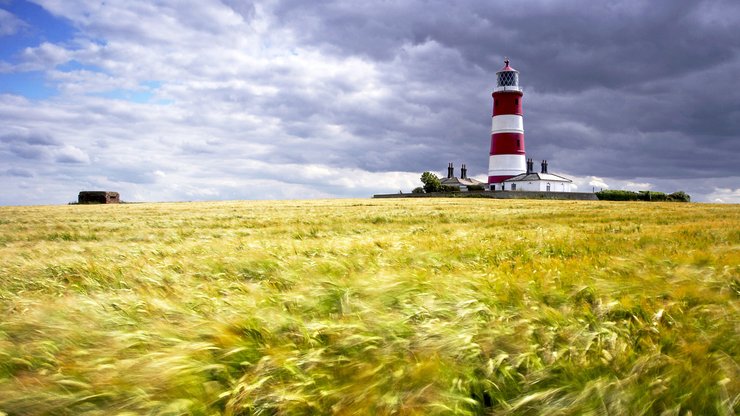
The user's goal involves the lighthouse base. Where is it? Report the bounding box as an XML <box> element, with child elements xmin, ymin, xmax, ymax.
<box><xmin>487</xmin><ymin>154</ymin><xmax>526</xmax><ymax>184</ymax></box>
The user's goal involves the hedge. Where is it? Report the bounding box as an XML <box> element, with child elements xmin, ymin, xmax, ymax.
<box><xmin>596</xmin><ymin>190</ymin><xmax>690</xmax><ymax>202</ymax></box>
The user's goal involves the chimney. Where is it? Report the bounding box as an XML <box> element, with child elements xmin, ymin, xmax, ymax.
<box><xmin>525</xmin><ymin>158</ymin><xmax>532</xmax><ymax>174</ymax></box>
<box><xmin>461</xmin><ymin>164</ymin><xmax>467</xmax><ymax>179</ymax></box>
<box><xmin>447</xmin><ymin>162</ymin><xmax>453</xmax><ymax>178</ymax></box>
<box><xmin>541</xmin><ymin>160</ymin><xmax>548</xmax><ymax>174</ymax></box>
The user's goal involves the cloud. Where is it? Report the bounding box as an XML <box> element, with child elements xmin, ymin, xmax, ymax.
<box><xmin>2</xmin><ymin>167</ymin><xmax>34</xmax><ymax>177</ymax></box>
<box><xmin>623</xmin><ymin>182</ymin><xmax>653</xmax><ymax>191</ymax></box>
<box><xmin>0</xmin><ymin>9</ymin><xmax>27</xmax><ymax>36</ymax></box>
<box><xmin>8</xmin><ymin>42</ymin><xmax>72</xmax><ymax>72</ymax></box>
<box><xmin>0</xmin><ymin>129</ymin><xmax>58</xmax><ymax>146</ymax></box>
<box><xmin>55</xmin><ymin>145</ymin><xmax>90</xmax><ymax>164</ymax></box>
<box><xmin>705</xmin><ymin>188</ymin><xmax>740</xmax><ymax>204</ymax></box>
<box><xmin>0</xmin><ymin>0</ymin><xmax>737</xmax><ymax>205</ymax></box>
<box><xmin>586</xmin><ymin>176</ymin><xmax>609</xmax><ymax>190</ymax></box>
<box><xmin>220</xmin><ymin>0</ymin><xmax>257</xmax><ymax>22</ymax></box>
<box><xmin>0</xmin><ymin>128</ymin><xmax>59</xmax><ymax>161</ymax></box>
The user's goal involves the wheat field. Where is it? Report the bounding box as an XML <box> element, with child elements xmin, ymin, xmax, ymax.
<box><xmin>0</xmin><ymin>199</ymin><xmax>738</xmax><ymax>415</ymax></box>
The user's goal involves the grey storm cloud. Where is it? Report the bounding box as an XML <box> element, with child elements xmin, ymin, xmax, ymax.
<box><xmin>269</xmin><ymin>0</ymin><xmax>740</xmax><ymax>181</ymax></box>
<box><xmin>1</xmin><ymin>130</ymin><xmax>58</xmax><ymax>161</ymax></box>
<box><xmin>1</xmin><ymin>130</ymin><xmax>58</xmax><ymax>146</ymax></box>
<box><xmin>3</xmin><ymin>167</ymin><xmax>34</xmax><ymax>177</ymax></box>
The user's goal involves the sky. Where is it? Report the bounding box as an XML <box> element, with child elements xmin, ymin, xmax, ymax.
<box><xmin>0</xmin><ymin>0</ymin><xmax>738</xmax><ymax>205</ymax></box>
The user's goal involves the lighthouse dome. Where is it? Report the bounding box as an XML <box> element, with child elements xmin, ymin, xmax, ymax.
<box><xmin>494</xmin><ymin>59</ymin><xmax>520</xmax><ymax>92</ymax></box>
<box><xmin>500</xmin><ymin>59</ymin><xmax>516</xmax><ymax>72</ymax></box>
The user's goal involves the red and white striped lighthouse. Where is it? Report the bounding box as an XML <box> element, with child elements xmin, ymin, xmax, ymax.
<box><xmin>488</xmin><ymin>59</ymin><xmax>526</xmax><ymax>187</ymax></box>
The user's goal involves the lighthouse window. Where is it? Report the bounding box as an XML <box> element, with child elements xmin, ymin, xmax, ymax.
<box><xmin>498</xmin><ymin>71</ymin><xmax>517</xmax><ymax>87</ymax></box>
<box><xmin>515</xmin><ymin>98</ymin><xmax>519</xmax><ymax>105</ymax></box>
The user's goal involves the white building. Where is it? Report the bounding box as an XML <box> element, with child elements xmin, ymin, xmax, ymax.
<box><xmin>501</xmin><ymin>159</ymin><xmax>574</xmax><ymax>192</ymax></box>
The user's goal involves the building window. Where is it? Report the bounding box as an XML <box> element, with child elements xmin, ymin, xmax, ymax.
<box><xmin>546</xmin><ymin>183</ymin><xmax>551</xmax><ymax>192</ymax></box>
<box><xmin>491</xmin><ymin>185</ymin><xmax>496</xmax><ymax>191</ymax></box>
<box><xmin>512</xmin><ymin>183</ymin><xmax>516</xmax><ymax>191</ymax></box>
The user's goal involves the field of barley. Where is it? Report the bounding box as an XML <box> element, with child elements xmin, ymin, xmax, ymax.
<box><xmin>0</xmin><ymin>198</ymin><xmax>738</xmax><ymax>415</ymax></box>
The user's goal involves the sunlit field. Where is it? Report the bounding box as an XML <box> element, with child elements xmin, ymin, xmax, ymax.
<box><xmin>0</xmin><ymin>199</ymin><xmax>737</xmax><ymax>415</ymax></box>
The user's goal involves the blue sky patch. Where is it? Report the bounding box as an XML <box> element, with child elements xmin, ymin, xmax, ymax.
<box><xmin>57</xmin><ymin>60</ymin><xmax>105</xmax><ymax>73</ymax></box>
<box><xmin>1</xmin><ymin>0</ymin><xmax>77</xmax><ymax>61</ymax></box>
<box><xmin>89</xmin><ymin>88</ymin><xmax>154</xmax><ymax>103</ymax></box>
<box><xmin>0</xmin><ymin>70</ymin><xmax>56</xmax><ymax>99</ymax></box>
<box><xmin>87</xmin><ymin>82</ymin><xmax>171</xmax><ymax>105</ymax></box>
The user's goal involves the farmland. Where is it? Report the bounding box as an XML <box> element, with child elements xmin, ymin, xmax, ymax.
<box><xmin>0</xmin><ymin>199</ymin><xmax>738</xmax><ymax>415</ymax></box>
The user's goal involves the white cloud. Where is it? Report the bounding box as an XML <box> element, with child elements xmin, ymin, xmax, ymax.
<box><xmin>12</xmin><ymin>42</ymin><xmax>72</xmax><ymax>72</ymax></box>
<box><xmin>0</xmin><ymin>9</ymin><xmax>27</xmax><ymax>36</ymax></box>
<box><xmin>623</xmin><ymin>181</ymin><xmax>653</xmax><ymax>191</ymax></box>
<box><xmin>706</xmin><ymin>188</ymin><xmax>740</xmax><ymax>204</ymax></box>
<box><xmin>48</xmin><ymin>69</ymin><xmax>141</xmax><ymax>95</ymax></box>
<box><xmin>55</xmin><ymin>146</ymin><xmax>90</xmax><ymax>164</ymax></box>
<box><xmin>588</xmin><ymin>176</ymin><xmax>608</xmax><ymax>189</ymax></box>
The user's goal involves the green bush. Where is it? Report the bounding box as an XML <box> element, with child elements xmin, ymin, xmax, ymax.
<box><xmin>639</xmin><ymin>191</ymin><xmax>668</xmax><ymax>201</ymax></box>
<box><xmin>595</xmin><ymin>190</ymin><xmax>639</xmax><ymax>201</ymax></box>
<box><xmin>467</xmin><ymin>184</ymin><xmax>485</xmax><ymax>191</ymax></box>
<box><xmin>411</xmin><ymin>187</ymin><xmax>425</xmax><ymax>194</ymax></box>
<box><xmin>668</xmin><ymin>191</ymin><xmax>691</xmax><ymax>202</ymax></box>
<box><xmin>596</xmin><ymin>190</ymin><xmax>691</xmax><ymax>202</ymax></box>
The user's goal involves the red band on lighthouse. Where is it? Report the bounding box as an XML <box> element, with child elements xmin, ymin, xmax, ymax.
<box><xmin>489</xmin><ymin>133</ymin><xmax>525</xmax><ymax>154</ymax></box>
<box><xmin>488</xmin><ymin>59</ymin><xmax>526</xmax><ymax>185</ymax></box>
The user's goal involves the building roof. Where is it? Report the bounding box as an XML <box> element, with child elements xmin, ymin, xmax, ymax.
<box><xmin>440</xmin><ymin>176</ymin><xmax>486</xmax><ymax>187</ymax></box>
<box><xmin>503</xmin><ymin>172</ymin><xmax>572</xmax><ymax>183</ymax></box>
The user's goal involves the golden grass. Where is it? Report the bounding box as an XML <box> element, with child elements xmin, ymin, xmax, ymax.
<box><xmin>0</xmin><ymin>199</ymin><xmax>738</xmax><ymax>415</ymax></box>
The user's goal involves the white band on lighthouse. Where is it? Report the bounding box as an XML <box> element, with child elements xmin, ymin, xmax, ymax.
<box><xmin>488</xmin><ymin>154</ymin><xmax>526</xmax><ymax>178</ymax></box>
<box><xmin>491</xmin><ymin>114</ymin><xmax>524</xmax><ymax>134</ymax></box>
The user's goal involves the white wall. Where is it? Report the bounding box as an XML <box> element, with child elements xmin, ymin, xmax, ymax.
<box><xmin>506</xmin><ymin>180</ymin><xmax>573</xmax><ymax>192</ymax></box>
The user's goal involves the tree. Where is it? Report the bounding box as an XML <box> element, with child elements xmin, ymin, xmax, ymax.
<box><xmin>411</xmin><ymin>187</ymin><xmax>425</xmax><ymax>194</ymax></box>
<box><xmin>669</xmin><ymin>191</ymin><xmax>691</xmax><ymax>202</ymax></box>
<box><xmin>420</xmin><ymin>172</ymin><xmax>442</xmax><ymax>193</ymax></box>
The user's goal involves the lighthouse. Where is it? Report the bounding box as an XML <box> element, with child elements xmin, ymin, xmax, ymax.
<box><xmin>488</xmin><ymin>59</ymin><xmax>526</xmax><ymax>188</ymax></box>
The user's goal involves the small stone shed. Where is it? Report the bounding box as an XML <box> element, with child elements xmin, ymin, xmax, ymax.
<box><xmin>78</xmin><ymin>191</ymin><xmax>120</xmax><ymax>204</ymax></box>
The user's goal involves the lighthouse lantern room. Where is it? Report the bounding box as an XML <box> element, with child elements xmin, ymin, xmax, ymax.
<box><xmin>488</xmin><ymin>59</ymin><xmax>526</xmax><ymax>188</ymax></box>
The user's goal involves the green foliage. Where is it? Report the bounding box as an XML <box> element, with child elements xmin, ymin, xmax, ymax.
<box><xmin>420</xmin><ymin>171</ymin><xmax>442</xmax><ymax>193</ymax></box>
<box><xmin>467</xmin><ymin>184</ymin><xmax>485</xmax><ymax>191</ymax></box>
<box><xmin>639</xmin><ymin>190</ymin><xmax>669</xmax><ymax>201</ymax></box>
<box><xmin>669</xmin><ymin>191</ymin><xmax>691</xmax><ymax>202</ymax></box>
<box><xmin>0</xmin><ymin>200</ymin><xmax>737</xmax><ymax>415</ymax></box>
<box><xmin>596</xmin><ymin>189</ymin><xmax>692</xmax><ymax>202</ymax></box>
<box><xmin>440</xmin><ymin>185</ymin><xmax>459</xmax><ymax>192</ymax></box>
<box><xmin>412</xmin><ymin>186</ymin><xmax>425</xmax><ymax>194</ymax></box>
